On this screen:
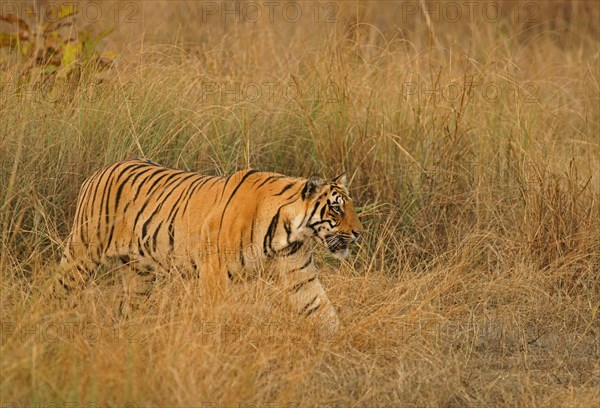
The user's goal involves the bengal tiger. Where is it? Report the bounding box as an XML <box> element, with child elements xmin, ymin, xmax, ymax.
<box><xmin>58</xmin><ymin>158</ymin><xmax>363</xmax><ymax>335</ymax></box>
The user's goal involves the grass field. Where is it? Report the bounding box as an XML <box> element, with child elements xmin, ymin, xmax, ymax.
<box><xmin>1</xmin><ymin>1</ymin><xmax>599</xmax><ymax>406</ymax></box>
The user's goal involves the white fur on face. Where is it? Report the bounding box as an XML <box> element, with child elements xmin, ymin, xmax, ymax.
<box><xmin>333</xmin><ymin>247</ymin><xmax>349</xmax><ymax>259</ymax></box>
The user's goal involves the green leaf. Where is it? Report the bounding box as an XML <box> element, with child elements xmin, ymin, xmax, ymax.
<box><xmin>43</xmin><ymin>64</ymin><xmax>59</xmax><ymax>73</ymax></box>
<box><xmin>60</xmin><ymin>41</ymin><xmax>80</xmax><ymax>67</ymax></box>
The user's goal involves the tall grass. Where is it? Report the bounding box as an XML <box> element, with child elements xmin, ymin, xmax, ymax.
<box><xmin>1</xmin><ymin>1</ymin><xmax>599</xmax><ymax>406</ymax></box>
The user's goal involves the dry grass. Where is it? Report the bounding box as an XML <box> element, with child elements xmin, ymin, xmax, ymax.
<box><xmin>1</xmin><ymin>1</ymin><xmax>599</xmax><ymax>406</ymax></box>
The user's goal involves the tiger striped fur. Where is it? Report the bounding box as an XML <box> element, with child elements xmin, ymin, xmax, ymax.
<box><xmin>59</xmin><ymin>158</ymin><xmax>363</xmax><ymax>335</ymax></box>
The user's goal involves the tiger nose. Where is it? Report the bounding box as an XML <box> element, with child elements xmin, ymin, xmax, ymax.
<box><xmin>352</xmin><ymin>230</ymin><xmax>362</xmax><ymax>242</ymax></box>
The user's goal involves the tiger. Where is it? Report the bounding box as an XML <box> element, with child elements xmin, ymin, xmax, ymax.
<box><xmin>58</xmin><ymin>158</ymin><xmax>363</xmax><ymax>335</ymax></box>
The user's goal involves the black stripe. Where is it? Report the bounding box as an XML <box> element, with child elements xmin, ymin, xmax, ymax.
<box><xmin>304</xmin><ymin>254</ymin><xmax>313</xmax><ymax>268</ymax></box>
<box><xmin>133</xmin><ymin>168</ymin><xmax>170</xmax><ymax>198</ymax></box>
<box><xmin>219</xmin><ymin>173</ymin><xmax>236</xmax><ymax>201</ymax></box>
<box><xmin>141</xmin><ymin>209</ymin><xmax>155</xmax><ymax>241</ymax></box>
<box><xmin>309</xmin><ymin>219</ymin><xmax>335</xmax><ymax>229</ymax></box>
<box><xmin>304</xmin><ymin>201</ymin><xmax>321</xmax><ymax>226</ymax></box>
<box><xmin>86</xmin><ymin>166</ymin><xmax>112</xmax><ymax>248</ymax></box>
<box><xmin>75</xmin><ymin>178</ymin><xmax>94</xmax><ymax>247</ymax></box>
<box><xmin>129</xmin><ymin>166</ymin><xmax>157</xmax><ymax>191</ymax></box>
<box><xmin>135</xmin><ymin>267</ymin><xmax>154</xmax><ymax>277</ymax></box>
<box><xmin>144</xmin><ymin>171</ymin><xmax>176</xmax><ymax>196</ymax></box>
<box><xmin>218</xmin><ymin>169</ymin><xmax>260</xmax><ymax>233</ymax></box>
<box><xmin>206</xmin><ymin>177</ymin><xmax>223</xmax><ymax>189</ymax></box>
<box><xmin>298</xmin><ymin>255</ymin><xmax>313</xmax><ymax>271</ymax></box>
<box><xmin>284</xmin><ymin>220</ymin><xmax>291</xmax><ymax>241</ymax></box>
<box><xmin>283</xmin><ymin>185</ymin><xmax>305</xmax><ymax>202</ymax></box>
<box><xmin>256</xmin><ymin>175</ymin><xmax>282</xmax><ymax>189</ymax></box>
<box><xmin>275</xmin><ymin>182</ymin><xmax>296</xmax><ymax>196</ymax></box>
<box><xmin>105</xmin><ymin>163</ymin><xmax>148</xmax><ymax>251</ymax></box>
<box><xmin>181</xmin><ymin>175</ymin><xmax>211</xmax><ymax>214</ymax></box>
<box><xmin>140</xmin><ymin>172</ymin><xmax>196</xmax><ymax>244</ymax></box>
<box><xmin>138</xmin><ymin>238</ymin><xmax>145</xmax><ymax>256</ymax></box>
<box><xmin>155</xmin><ymin>171</ymin><xmax>187</xmax><ymax>195</ymax></box>
<box><xmin>97</xmin><ymin>164</ymin><xmax>124</xmax><ymax>254</ymax></box>
<box><xmin>239</xmin><ymin>232</ymin><xmax>245</xmax><ymax>267</ymax></box>
<box><xmin>320</xmin><ymin>204</ymin><xmax>327</xmax><ymax>219</ymax></box>
<box><xmin>81</xmin><ymin>172</ymin><xmax>103</xmax><ymax>248</ymax></box>
<box><xmin>301</xmin><ymin>179</ymin><xmax>314</xmax><ymax>200</ymax></box>
<box><xmin>131</xmin><ymin>171</ymin><xmax>174</xmax><ymax>234</ymax></box>
<box><xmin>166</xmin><ymin>194</ymin><xmax>185</xmax><ymax>251</ymax></box>
<box><xmin>101</xmin><ymin>163</ymin><xmax>139</xmax><ymax>248</ymax></box>
<box><xmin>105</xmin><ymin>224</ymin><xmax>115</xmax><ymax>255</ymax></box>
<box><xmin>141</xmin><ymin>250</ymin><xmax>166</xmax><ymax>270</ymax></box>
<box><xmin>292</xmin><ymin>276</ymin><xmax>316</xmax><ymax>293</ymax></box>
<box><xmin>112</xmin><ymin>163</ymin><xmax>147</xmax><ymax>213</ymax></box>
<box><xmin>168</xmin><ymin>221</ymin><xmax>175</xmax><ymax>250</ymax></box>
<box><xmin>277</xmin><ymin>240</ymin><xmax>303</xmax><ymax>256</ymax></box>
<box><xmin>163</xmin><ymin>175</ymin><xmax>198</xmax><ymax>252</ymax></box>
<box><xmin>152</xmin><ymin>221</ymin><xmax>163</xmax><ymax>253</ymax></box>
<box><xmin>299</xmin><ymin>295</ymin><xmax>319</xmax><ymax>315</ymax></box>
<box><xmin>60</xmin><ymin>278</ymin><xmax>71</xmax><ymax>291</ymax></box>
<box><xmin>263</xmin><ymin>208</ymin><xmax>281</xmax><ymax>256</ymax></box>
<box><xmin>305</xmin><ymin>303</ymin><xmax>321</xmax><ymax>317</ymax></box>
<box><xmin>165</xmin><ymin>188</ymin><xmax>186</xmax><ymax>228</ymax></box>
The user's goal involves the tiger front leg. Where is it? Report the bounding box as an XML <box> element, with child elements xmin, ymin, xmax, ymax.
<box><xmin>198</xmin><ymin>225</ymin><xmax>230</xmax><ymax>307</ymax></box>
<box><xmin>199</xmin><ymin>254</ymin><xmax>229</xmax><ymax>307</ymax></box>
<box><xmin>279</xmin><ymin>255</ymin><xmax>341</xmax><ymax>339</ymax></box>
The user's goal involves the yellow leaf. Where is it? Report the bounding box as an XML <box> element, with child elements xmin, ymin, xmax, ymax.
<box><xmin>57</xmin><ymin>3</ymin><xmax>78</xmax><ymax>20</ymax></box>
<box><xmin>0</xmin><ymin>32</ymin><xmax>19</xmax><ymax>48</ymax></box>
<box><xmin>20</xmin><ymin>40</ymin><xmax>32</xmax><ymax>57</ymax></box>
<box><xmin>60</xmin><ymin>41</ymin><xmax>80</xmax><ymax>67</ymax></box>
<box><xmin>102</xmin><ymin>50</ymin><xmax>117</xmax><ymax>60</ymax></box>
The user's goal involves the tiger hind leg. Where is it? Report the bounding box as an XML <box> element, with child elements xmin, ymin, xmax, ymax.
<box><xmin>118</xmin><ymin>258</ymin><xmax>157</xmax><ymax>318</ymax></box>
<box><xmin>54</xmin><ymin>241</ymin><xmax>102</xmax><ymax>297</ymax></box>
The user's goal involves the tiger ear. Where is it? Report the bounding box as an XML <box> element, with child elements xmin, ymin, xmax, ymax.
<box><xmin>302</xmin><ymin>176</ymin><xmax>324</xmax><ymax>199</ymax></box>
<box><xmin>332</xmin><ymin>172</ymin><xmax>347</xmax><ymax>187</ymax></box>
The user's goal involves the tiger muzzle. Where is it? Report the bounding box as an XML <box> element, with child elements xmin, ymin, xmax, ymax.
<box><xmin>325</xmin><ymin>233</ymin><xmax>358</xmax><ymax>256</ymax></box>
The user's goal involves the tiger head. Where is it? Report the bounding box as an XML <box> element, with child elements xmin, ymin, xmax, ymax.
<box><xmin>302</xmin><ymin>174</ymin><xmax>364</xmax><ymax>259</ymax></box>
